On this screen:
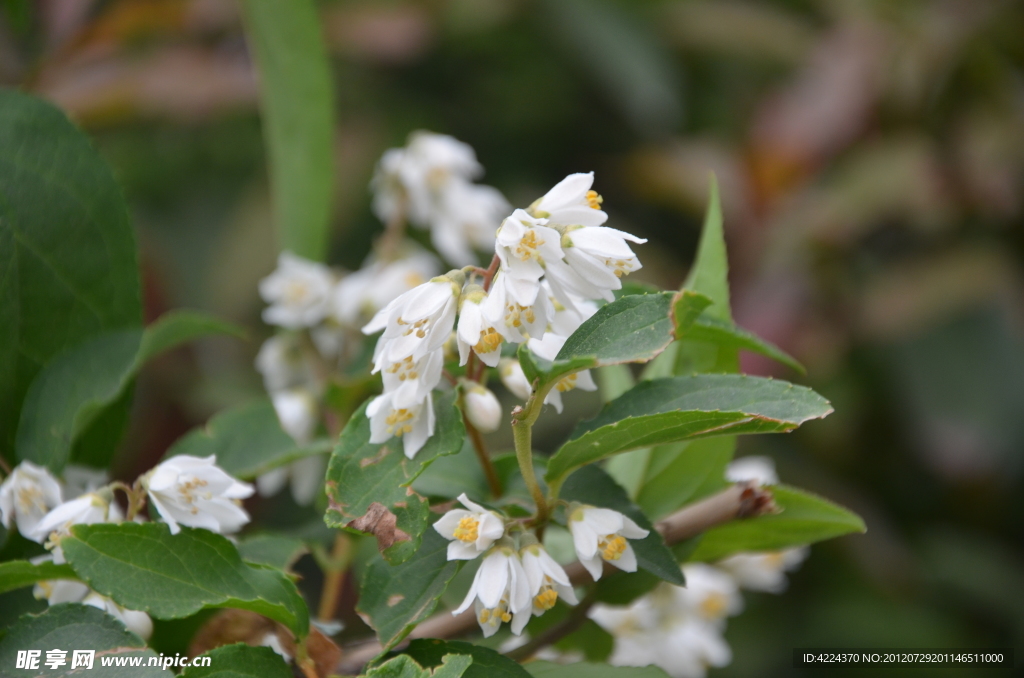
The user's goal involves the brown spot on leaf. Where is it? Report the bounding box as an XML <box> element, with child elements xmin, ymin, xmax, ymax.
<box><xmin>387</xmin><ymin>594</ymin><xmax>405</xmax><ymax>607</ymax></box>
<box><xmin>360</xmin><ymin>445</ymin><xmax>392</xmax><ymax>468</ymax></box>
<box><xmin>347</xmin><ymin>502</ymin><xmax>411</xmax><ymax>552</ymax></box>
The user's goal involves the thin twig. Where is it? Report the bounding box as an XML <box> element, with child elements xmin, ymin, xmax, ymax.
<box><xmin>317</xmin><ymin>533</ymin><xmax>352</xmax><ymax>622</ymax></box>
<box><xmin>0</xmin><ymin>455</ymin><xmax>12</xmax><ymax>475</ymax></box>
<box><xmin>462</xmin><ymin>402</ymin><xmax>503</xmax><ymax>499</ymax></box>
<box><xmin>336</xmin><ymin>481</ymin><xmax>776</xmax><ymax>673</ymax></box>
<box><xmin>506</xmin><ymin>591</ymin><xmax>598</xmax><ymax>662</ymax></box>
<box><xmin>481</xmin><ymin>254</ymin><xmax>500</xmax><ymax>291</ymax></box>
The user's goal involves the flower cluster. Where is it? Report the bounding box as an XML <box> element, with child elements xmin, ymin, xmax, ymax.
<box><xmin>0</xmin><ymin>455</ymin><xmax>253</xmax><ymax>640</ymax></box>
<box><xmin>372</xmin><ymin>131</ymin><xmax>509</xmax><ymax>266</ymax></box>
<box><xmin>587</xmin><ymin>457</ymin><xmax>808</xmax><ymax>677</ymax></box>
<box><xmin>364</xmin><ymin>172</ymin><xmax>646</xmax><ymax>457</ymax></box>
<box><xmin>432</xmin><ymin>496</ymin><xmax>647</xmax><ymax>637</ymax></box>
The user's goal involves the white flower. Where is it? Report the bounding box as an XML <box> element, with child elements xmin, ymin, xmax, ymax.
<box><xmin>561</xmin><ymin>226</ymin><xmax>646</xmax><ymax>301</ymax></box>
<box><xmin>481</xmin><ymin>272</ymin><xmax>553</xmax><ymax>344</ymax></box>
<box><xmin>61</xmin><ymin>465</ymin><xmax>109</xmax><ymax>500</ymax></box>
<box><xmin>364</xmin><ymin>278</ymin><xmax>460</xmax><ymax>367</ymax></box>
<box><xmin>499</xmin><ymin>359</ymin><xmax>532</xmax><ymax>401</ymax></box>
<box><xmin>381</xmin><ymin>349</ymin><xmax>444</xmax><ymax>410</ymax></box>
<box><xmin>270</xmin><ymin>388</ymin><xmax>319</xmax><ymax>444</ymax></box>
<box><xmin>456</xmin><ymin>287</ymin><xmax>503</xmax><ymax>368</ymax></box>
<box><xmin>463</xmin><ymin>384</ymin><xmax>502</xmax><ymax>434</ymax></box>
<box><xmin>454</xmin><ymin>546</ymin><xmax>532</xmax><ymax>637</ymax></box>
<box><xmin>725</xmin><ymin>456</ymin><xmax>779</xmax><ymax>486</ymax></box>
<box><xmin>255</xmin><ymin>334</ymin><xmax>317</xmax><ymax>393</ymax></box>
<box><xmin>32</xmin><ymin>550</ymin><xmax>90</xmax><ymax>605</ymax></box>
<box><xmin>677</xmin><ymin>564</ymin><xmax>743</xmax><ymax>625</ymax></box>
<box><xmin>333</xmin><ymin>250</ymin><xmax>440</xmax><ymax>327</ymax></box>
<box><xmin>528</xmin><ymin>172</ymin><xmax>608</xmax><ymax>229</ymax></box>
<box><xmin>568</xmin><ymin>506</ymin><xmax>649</xmax><ymax>581</ymax></box>
<box><xmin>82</xmin><ymin>592</ymin><xmax>153</xmax><ymax>639</ymax></box>
<box><xmin>29</xmin><ymin>492</ymin><xmax>120</xmax><ymax>544</ymax></box>
<box><xmin>521</xmin><ymin>543</ymin><xmax>577</xmax><ymax>616</ymax></box>
<box><xmin>259</xmin><ymin>252</ymin><xmax>334</xmax><ymax>329</ymax></box>
<box><xmin>494</xmin><ymin>210</ymin><xmax>564</xmax><ymax>302</ymax></box>
<box><xmin>0</xmin><ymin>461</ymin><xmax>63</xmax><ymax>538</ymax></box>
<box><xmin>431</xmin><ymin>179</ymin><xmax>509</xmax><ymax>266</ymax></box>
<box><xmin>143</xmin><ymin>455</ymin><xmax>254</xmax><ymax>535</ymax></box>
<box><xmin>256</xmin><ymin>454</ymin><xmax>328</xmax><ymax>506</ymax></box>
<box><xmin>527</xmin><ymin>332</ymin><xmax>597</xmax><ymax>413</ymax></box>
<box><xmin>716</xmin><ymin>547</ymin><xmax>808</xmax><ymax>594</ymax></box>
<box><xmin>432</xmin><ymin>493</ymin><xmax>505</xmax><ymax>560</ymax></box>
<box><xmin>366</xmin><ymin>390</ymin><xmax>435</xmax><ymax>459</ymax></box>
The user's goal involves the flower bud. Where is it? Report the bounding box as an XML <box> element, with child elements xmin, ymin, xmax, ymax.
<box><xmin>464</xmin><ymin>384</ymin><xmax>502</xmax><ymax>433</ymax></box>
<box><xmin>271</xmin><ymin>388</ymin><xmax>319</xmax><ymax>444</ymax></box>
<box><xmin>499</xmin><ymin>359</ymin><xmax>531</xmax><ymax>401</ymax></box>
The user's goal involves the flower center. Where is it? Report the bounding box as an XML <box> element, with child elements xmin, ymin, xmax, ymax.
<box><xmin>284</xmin><ymin>280</ymin><xmax>311</xmax><ymax>305</ymax></box>
<box><xmin>700</xmin><ymin>592</ymin><xmax>728</xmax><ymax>619</ymax></box>
<box><xmin>534</xmin><ymin>586</ymin><xmax>559</xmax><ymax>611</ymax></box>
<box><xmin>586</xmin><ymin>190</ymin><xmax>603</xmax><ymax>209</ymax></box>
<box><xmin>397</xmin><ymin>316</ymin><xmax>430</xmax><ymax>339</ymax></box>
<box><xmin>385</xmin><ymin>355</ymin><xmax>419</xmax><ymax>381</ymax></box>
<box><xmin>555</xmin><ymin>373</ymin><xmax>578</xmax><ymax>393</ymax></box>
<box><xmin>604</xmin><ymin>258</ymin><xmax>635</xmax><ymax>278</ymax></box>
<box><xmin>453</xmin><ymin>516</ymin><xmax>480</xmax><ymax>543</ymax></box>
<box><xmin>16</xmin><ymin>484</ymin><xmax>46</xmax><ymax>515</ymax></box>
<box><xmin>504</xmin><ymin>303</ymin><xmax>536</xmax><ymax>330</ymax></box>
<box><xmin>478</xmin><ymin>599</ymin><xmax>513</xmax><ymax>625</ymax></box>
<box><xmin>515</xmin><ymin>230</ymin><xmax>545</xmax><ymax>262</ymax></box>
<box><xmin>474</xmin><ymin>328</ymin><xmax>502</xmax><ymax>354</ymax></box>
<box><xmin>385</xmin><ymin>408</ymin><xmax>415</xmax><ymax>436</ymax></box>
<box><xmin>178</xmin><ymin>477</ymin><xmax>211</xmax><ymax>514</ymax></box>
<box><xmin>598</xmin><ymin>534</ymin><xmax>627</xmax><ymax>561</ymax></box>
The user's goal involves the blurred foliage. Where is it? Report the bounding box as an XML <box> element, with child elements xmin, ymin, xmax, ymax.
<box><xmin>4</xmin><ymin>0</ymin><xmax>1024</xmax><ymax>674</ymax></box>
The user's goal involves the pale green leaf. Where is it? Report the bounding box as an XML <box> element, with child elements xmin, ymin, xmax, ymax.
<box><xmin>546</xmin><ymin>374</ymin><xmax>832</xmax><ymax>484</ymax></box>
<box><xmin>138</xmin><ymin>309</ymin><xmax>246</xmax><ymax>363</ymax></box>
<box><xmin>165</xmin><ymin>399</ymin><xmax>330</xmax><ymax>479</ymax></box>
<box><xmin>683</xmin><ymin>175</ymin><xmax>730</xmax><ymax>321</ymax></box>
<box><xmin>561</xmin><ymin>465</ymin><xmax>684</xmax><ymax>586</ymax></box>
<box><xmin>670</xmin><ymin>290</ymin><xmax>713</xmax><ymax>336</ymax></box>
<box><xmin>0</xmin><ymin>559</ymin><xmax>78</xmax><ymax>595</ymax></box>
<box><xmin>0</xmin><ymin>89</ymin><xmax>141</xmax><ymax>462</ymax></box>
<box><xmin>404</xmin><ymin>639</ymin><xmax>532</xmax><ymax>678</ymax></box>
<box><xmin>636</xmin><ymin>437</ymin><xmax>734</xmax><ymax>520</ymax></box>
<box><xmin>61</xmin><ymin>522</ymin><xmax>309</xmax><ymax>638</ymax></box>
<box><xmin>325</xmin><ymin>390</ymin><xmax>465</xmax><ymax>564</ymax></box>
<box><xmin>363</xmin><ymin>653</ymin><xmax>473</xmax><ymax>678</ymax></box>
<box><xmin>0</xmin><ymin>603</ymin><xmax>164</xmax><ymax>677</ymax></box>
<box><xmin>240</xmin><ymin>0</ymin><xmax>334</xmax><ymax>261</ymax></box>
<box><xmin>357</xmin><ymin>530</ymin><xmax>461</xmax><ymax>652</ymax></box>
<box><xmin>684</xmin><ymin>315</ymin><xmax>804</xmax><ymax>373</ymax></box>
<box><xmin>527</xmin><ymin>661</ymin><xmax>671</xmax><ymax>678</ymax></box>
<box><xmin>236</xmin><ymin>534</ymin><xmax>307</xmax><ymax>570</ymax></box>
<box><xmin>686</xmin><ymin>485</ymin><xmax>866</xmax><ymax>562</ymax></box>
<box><xmin>180</xmin><ymin>643</ymin><xmax>292</xmax><ymax>678</ymax></box>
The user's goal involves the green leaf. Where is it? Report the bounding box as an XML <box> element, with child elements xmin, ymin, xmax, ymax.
<box><xmin>180</xmin><ymin>643</ymin><xmax>292</xmax><ymax>678</ymax></box>
<box><xmin>0</xmin><ymin>89</ymin><xmax>141</xmax><ymax>462</ymax></box>
<box><xmin>236</xmin><ymin>534</ymin><xmax>307</xmax><ymax>570</ymax></box>
<box><xmin>138</xmin><ymin>310</ymin><xmax>247</xmax><ymax>363</ymax></box>
<box><xmin>0</xmin><ymin>559</ymin><xmax>78</xmax><ymax>595</ymax></box>
<box><xmin>684</xmin><ymin>175</ymin><xmax>730</xmax><ymax>322</ymax></box>
<box><xmin>403</xmin><ymin>639</ymin><xmax>533</xmax><ymax>678</ymax></box>
<box><xmin>684</xmin><ymin>315</ymin><xmax>804</xmax><ymax>373</ymax></box>
<box><xmin>526</xmin><ymin>661</ymin><xmax>671</xmax><ymax>678</ymax></box>
<box><xmin>516</xmin><ymin>344</ymin><xmax>596</xmax><ymax>391</ymax></box>
<box><xmin>17</xmin><ymin>311</ymin><xmax>246</xmax><ymax>472</ymax></box>
<box><xmin>325</xmin><ymin>390</ymin><xmax>465</xmax><ymax>564</ymax></box>
<box><xmin>546</xmin><ymin>374</ymin><xmax>832</xmax><ymax>484</ymax></box>
<box><xmin>636</xmin><ymin>437</ymin><xmax>734</xmax><ymax>520</ymax></box>
<box><xmin>240</xmin><ymin>0</ymin><xmax>334</xmax><ymax>261</ymax></box>
<box><xmin>165</xmin><ymin>399</ymin><xmax>330</xmax><ymax>480</ymax></box>
<box><xmin>561</xmin><ymin>465</ymin><xmax>684</xmax><ymax>586</ymax></box>
<box><xmin>671</xmin><ymin>290</ymin><xmax>713</xmax><ymax>336</ymax></box>
<box><xmin>556</xmin><ymin>293</ymin><xmax>676</xmax><ymax>367</ymax></box>
<box><xmin>0</xmin><ymin>603</ymin><xmax>164</xmax><ymax>677</ymax></box>
<box><xmin>364</xmin><ymin>653</ymin><xmax>473</xmax><ymax>678</ymax></box>
<box><xmin>686</xmin><ymin>485</ymin><xmax>866</xmax><ymax>562</ymax></box>
<box><xmin>357</xmin><ymin>529</ymin><xmax>461</xmax><ymax>653</ymax></box>
<box><xmin>60</xmin><ymin>522</ymin><xmax>309</xmax><ymax>638</ymax></box>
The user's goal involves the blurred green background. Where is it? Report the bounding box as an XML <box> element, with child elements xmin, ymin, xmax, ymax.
<box><xmin>3</xmin><ymin>0</ymin><xmax>1023</xmax><ymax>675</ymax></box>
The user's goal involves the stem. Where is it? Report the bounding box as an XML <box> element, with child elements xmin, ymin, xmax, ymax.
<box><xmin>465</xmin><ymin>417</ymin><xmax>502</xmax><ymax>499</ymax></box>
<box><xmin>377</xmin><ymin>202</ymin><xmax>408</xmax><ymax>262</ymax></box>
<box><xmin>481</xmin><ymin>253</ymin><xmax>500</xmax><ymax>291</ymax></box>
<box><xmin>0</xmin><ymin>455</ymin><xmax>11</xmax><ymax>475</ymax></box>
<box><xmin>512</xmin><ymin>379</ymin><xmax>556</xmax><ymax>525</ymax></box>
<box><xmin>317</xmin><ymin>533</ymin><xmax>351</xmax><ymax>622</ymax></box>
<box><xmin>505</xmin><ymin>591</ymin><xmax>597</xmax><ymax>661</ymax></box>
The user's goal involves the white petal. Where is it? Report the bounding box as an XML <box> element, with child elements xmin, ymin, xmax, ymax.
<box><xmin>477</xmin><ymin>552</ymin><xmax>510</xmax><ymax>609</ymax></box>
<box><xmin>580</xmin><ymin>554</ymin><xmax>604</xmax><ymax>581</ymax></box>
<box><xmin>609</xmin><ymin>543</ymin><xmax>638</xmax><ymax>573</ymax></box>
<box><xmin>433</xmin><ymin>509</ymin><xmax>472</xmax><ymax>539</ymax></box>
<box><xmin>447</xmin><ymin>541</ymin><xmax>481</xmax><ymax>561</ymax></box>
<box><xmin>570</xmin><ymin>520</ymin><xmax>598</xmax><ymax>560</ymax></box>
<box><xmin>619</xmin><ymin>515</ymin><xmax>650</xmax><ymax>540</ymax></box>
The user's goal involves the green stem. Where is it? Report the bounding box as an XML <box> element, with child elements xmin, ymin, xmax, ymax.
<box><xmin>512</xmin><ymin>380</ymin><xmax>557</xmax><ymax>526</ymax></box>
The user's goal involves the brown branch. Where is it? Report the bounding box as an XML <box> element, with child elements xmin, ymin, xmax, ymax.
<box><xmin>336</xmin><ymin>481</ymin><xmax>774</xmax><ymax>673</ymax></box>
<box><xmin>464</xmin><ymin>416</ymin><xmax>503</xmax><ymax>499</ymax></box>
<box><xmin>505</xmin><ymin>592</ymin><xmax>597</xmax><ymax>662</ymax></box>
<box><xmin>481</xmin><ymin>253</ymin><xmax>500</xmax><ymax>291</ymax></box>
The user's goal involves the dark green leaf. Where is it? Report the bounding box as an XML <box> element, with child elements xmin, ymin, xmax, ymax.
<box><xmin>686</xmin><ymin>485</ymin><xmax>866</xmax><ymax>562</ymax></box>
<box><xmin>404</xmin><ymin>639</ymin><xmax>532</xmax><ymax>678</ymax></box>
<box><xmin>138</xmin><ymin>309</ymin><xmax>246</xmax><ymax>363</ymax></box>
<box><xmin>357</xmin><ymin>529</ymin><xmax>461</xmax><ymax>652</ymax></box>
<box><xmin>516</xmin><ymin>344</ymin><xmax>596</xmax><ymax>392</ymax></box>
<box><xmin>546</xmin><ymin>375</ymin><xmax>832</xmax><ymax>484</ymax></box>
<box><xmin>556</xmin><ymin>293</ymin><xmax>675</xmax><ymax>367</ymax></box>
<box><xmin>561</xmin><ymin>465</ymin><xmax>684</xmax><ymax>586</ymax></box>
<box><xmin>236</xmin><ymin>534</ymin><xmax>307</xmax><ymax>570</ymax></box>
<box><xmin>180</xmin><ymin>643</ymin><xmax>292</xmax><ymax>678</ymax></box>
<box><xmin>636</xmin><ymin>437</ymin><xmax>734</xmax><ymax>520</ymax></box>
<box><xmin>0</xmin><ymin>559</ymin><xmax>78</xmax><ymax>595</ymax></box>
<box><xmin>61</xmin><ymin>522</ymin><xmax>309</xmax><ymax>638</ymax></box>
<box><xmin>325</xmin><ymin>390</ymin><xmax>465</xmax><ymax>564</ymax></box>
<box><xmin>526</xmin><ymin>661</ymin><xmax>672</xmax><ymax>678</ymax></box>
<box><xmin>684</xmin><ymin>315</ymin><xmax>804</xmax><ymax>373</ymax></box>
<box><xmin>240</xmin><ymin>0</ymin><xmax>334</xmax><ymax>261</ymax></box>
<box><xmin>0</xmin><ymin>89</ymin><xmax>141</xmax><ymax>462</ymax></box>
<box><xmin>364</xmin><ymin>653</ymin><xmax>473</xmax><ymax>678</ymax></box>
<box><xmin>165</xmin><ymin>399</ymin><xmax>330</xmax><ymax>479</ymax></box>
<box><xmin>0</xmin><ymin>603</ymin><xmax>164</xmax><ymax>677</ymax></box>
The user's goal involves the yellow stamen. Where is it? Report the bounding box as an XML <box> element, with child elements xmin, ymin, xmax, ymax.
<box><xmin>474</xmin><ymin>329</ymin><xmax>502</xmax><ymax>354</ymax></box>
<box><xmin>555</xmin><ymin>373</ymin><xmax>578</xmax><ymax>393</ymax></box>
<box><xmin>586</xmin><ymin>190</ymin><xmax>603</xmax><ymax>209</ymax></box>
<box><xmin>700</xmin><ymin>592</ymin><xmax>728</xmax><ymax>619</ymax></box>
<box><xmin>453</xmin><ymin>516</ymin><xmax>480</xmax><ymax>543</ymax></box>
<box><xmin>598</xmin><ymin>534</ymin><xmax>627</xmax><ymax>561</ymax></box>
<box><xmin>534</xmin><ymin>588</ymin><xmax>558</xmax><ymax>610</ymax></box>
<box><xmin>515</xmin><ymin>230</ymin><xmax>545</xmax><ymax>262</ymax></box>
<box><xmin>385</xmin><ymin>408</ymin><xmax>415</xmax><ymax>436</ymax></box>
